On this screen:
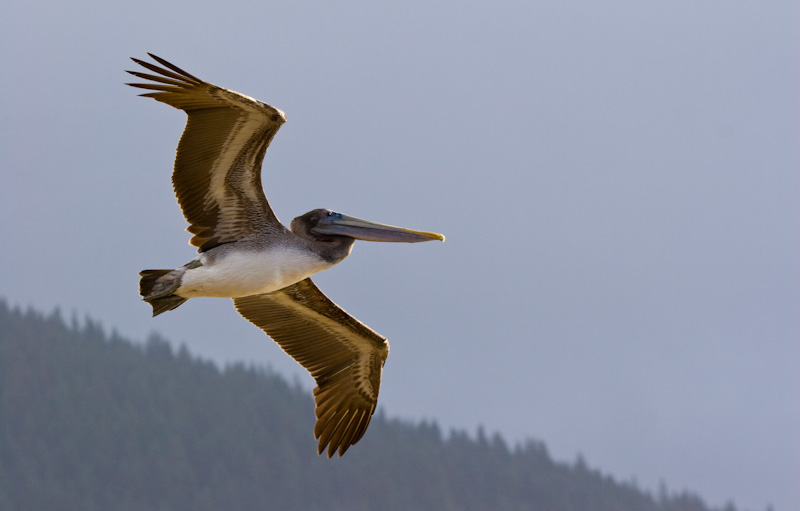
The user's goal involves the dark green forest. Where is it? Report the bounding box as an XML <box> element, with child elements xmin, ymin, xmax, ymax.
<box><xmin>0</xmin><ymin>300</ymin><xmax>739</xmax><ymax>511</ymax></box>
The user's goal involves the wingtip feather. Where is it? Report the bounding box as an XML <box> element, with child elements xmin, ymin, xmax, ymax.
<box><xmin>146</xmin><ymin>53</ymin><xmax>203</xmax><ymax>82</ymax></box>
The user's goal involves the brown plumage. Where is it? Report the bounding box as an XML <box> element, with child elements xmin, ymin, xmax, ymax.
<box><xmin>128</xmin><ymin>54</ymin><xmax>442</xmax><ymax>457</ymax></box>
<box><xmin>234</xmin><ymin>278</ymin><xmax>388</xmax><ymax>456</ymax></box>
<box><xmin>128</xmin><ymin>54</ymin><xmax>286</xmax><ymax>251</ymax></box>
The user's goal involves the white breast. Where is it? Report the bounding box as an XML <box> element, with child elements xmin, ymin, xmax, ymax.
<box><xmin>176</xmin><ymin>246</ymin><xmax>331</xmax><ymax>298</ymax></box>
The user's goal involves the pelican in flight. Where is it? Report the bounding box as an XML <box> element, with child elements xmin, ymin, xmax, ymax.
<box><xmin>126</xmin><ymin>54</ymin><xmax>443</xmax><ymax>457</ymax></box>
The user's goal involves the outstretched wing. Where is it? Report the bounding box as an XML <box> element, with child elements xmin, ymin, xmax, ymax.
<box><xmin>127</xmin><ymin>54</ymin><xmax>287</xmax><ymax>251</ymax></box>
<box><xmin>233</xmin><ymin>278</ymin><xmax>390</xmax><ymax>457</ymax></box>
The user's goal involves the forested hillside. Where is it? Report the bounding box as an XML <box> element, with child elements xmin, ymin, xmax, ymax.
<box><xmin>0</xmin><ymin>300</ymin><xmax>737</xmax><ymax>511</ymax></box>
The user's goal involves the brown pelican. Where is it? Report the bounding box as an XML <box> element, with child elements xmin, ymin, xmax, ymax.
<box><xmin>126</xmin><ymin>54</ymin><xmax>443</xmax><ymax>457</ymax></box>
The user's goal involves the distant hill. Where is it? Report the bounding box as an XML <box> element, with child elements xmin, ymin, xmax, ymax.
<box><xmin>0</xmin><ymin>300</ymin><xmax>737</xmax><ymax>511</ymax></box>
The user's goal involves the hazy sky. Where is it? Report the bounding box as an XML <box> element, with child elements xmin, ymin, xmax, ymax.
<box><xmin>1</xmin><ymin>1</ymin><xmax>797</xmax><ymax>510</ymax></box>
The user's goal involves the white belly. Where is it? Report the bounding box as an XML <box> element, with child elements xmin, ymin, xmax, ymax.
<box><xmin>176</xmin><ymin>246</ymin><xmax>330</xmax><ymax>298</ymax></box>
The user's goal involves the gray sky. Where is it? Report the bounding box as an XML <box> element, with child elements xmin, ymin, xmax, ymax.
<box><xmin>1</xmin><ymin>1</ymin><xmax>797</xmax><ymax>510</ymax></box>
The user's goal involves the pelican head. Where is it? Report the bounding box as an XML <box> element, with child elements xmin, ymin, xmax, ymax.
<box><xmin>291</xmin><ymin>209</ymin><xmax>445</xmax><ymax>243</ymax></box>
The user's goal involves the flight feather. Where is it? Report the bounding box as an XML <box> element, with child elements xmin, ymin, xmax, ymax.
<box><xmin>127</xmin><ymin>54</ymin><xmax>287</xmax><ymax>251</ymax></box>
<box><xmin>233</xmin><ymin>278</ymin><xmax>389</xmax><ymax>457</ymax></box>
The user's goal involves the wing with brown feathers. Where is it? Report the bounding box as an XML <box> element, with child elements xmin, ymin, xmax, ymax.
<box><xmin>126</xmin><ymin>54</ymin><xmax>287</xmax><ymax>251</ymax></box>
<box><xmin>233</xmin><ymin>278</ymin><xmax>390</xmax><ymax>457</ymax></box>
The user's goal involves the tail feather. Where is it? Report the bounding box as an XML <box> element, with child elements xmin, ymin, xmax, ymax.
<box><xmin>147</xmin><ymin>294</ymin><xmax>188</xmax><ymax>316</ymax></box>
<box><xmin>139</xmin><ymin>269</ymin><xmax>187</xmax><ymax>316</ymax></box>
